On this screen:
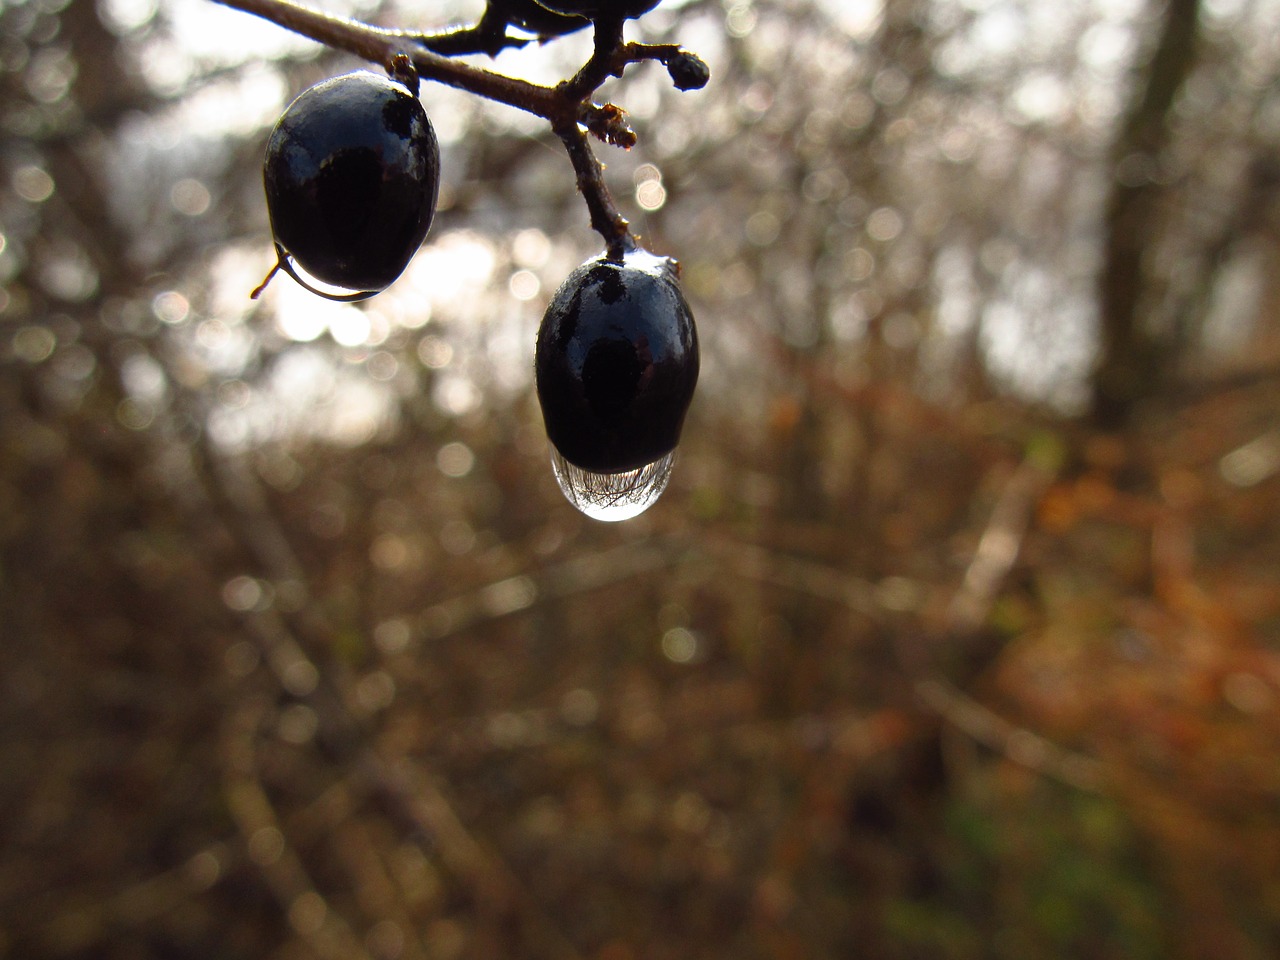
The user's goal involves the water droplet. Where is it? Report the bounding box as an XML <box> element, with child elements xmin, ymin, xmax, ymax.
<box><xmin>550</xmin><ymin>446</ymin><xmax>674</xmax><ymax>522</ymax></box>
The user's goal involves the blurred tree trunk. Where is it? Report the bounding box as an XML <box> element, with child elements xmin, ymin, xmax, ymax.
<box><xmin>1091</xmin><ymin>0</ymin><xmax>1202</xmax><ymax>428</ymax></box>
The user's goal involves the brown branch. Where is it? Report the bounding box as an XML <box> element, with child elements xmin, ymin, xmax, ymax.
<box><xmin>212</xmin><ymin>0</ymin><xmax>570</xmax><ymax>121</ymax></box>
<box><xmin>221</xmin><ymin>700</ymin><xmax>380</xmax><ymax>960</ymax></box>
<box><xmin>915</xmin><ymin>678</ymin><xmax>1106</xmax><ymax>792</ymax></box>
<box><xmin>1092</xmin><ymin>0</ymin><xmax>1203</xmax><ymax>427</ymax></box>
<box><xmin>914</xmin><ymin>456</ymin><xmax>1109</xmax><ymax>792</ymax></box>
<box><xmin>210</xmin><ymin>0</ymin><xmax>660</xmax><ymax>250</ymax></box>
<box><xmin>414</xmin><ymin>537</ymin><xmax>682</xmax><ymax>642</ymax></box>
<box><xmin>560</xmin><ymin>15</ymin><xmax>626</xmax><ymax>101</ymax></box>
<box><xmin>555</xmin><ymin>120</ymin><xmax>633</xmax><ymax>257</ymax></box>
<box><xmin>944</xmin><ymin>459</ymin><xmax>1048</xmax><ymax>635</ymax></box>
<box><xmin>183</xmin><ymin>439</ymin><xmax>587</xmax><ymax>958</ymax></box>
<box><xmin>29</xmin><ymin>841</ymin><xmax>241</xmax><ymax>951</ymax></box>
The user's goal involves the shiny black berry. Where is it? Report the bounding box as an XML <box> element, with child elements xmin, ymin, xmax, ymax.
<box><xmin>264</xmin><ymin>71</ymin><xmax>440</xmax><ymax>300</ymax></box>
<box><xmin>532</xmin><ymin>0</ymin><xmax>660</xmax><ymax>21</ymax></box>
<box><xmin>535</xmin><ymin>248</ymin><xmax>699</xmax><ymax>474</ymax></box>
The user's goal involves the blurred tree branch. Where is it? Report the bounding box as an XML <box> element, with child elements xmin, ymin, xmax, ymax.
<box><xmin>1093</xmin><ymin>0</ymin><xmax>1203</xmax><ymax>427</ymax></box>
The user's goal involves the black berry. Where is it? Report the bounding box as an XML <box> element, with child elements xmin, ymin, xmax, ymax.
<box><xmin>535</xmin><ymin>248</ymin><xmax>699</xmax><ymax>474</ymax></box>
<box><xmin>264</xmin><ymin>71</ymin><xmax>440</xmax><ymax>299</ymax></box>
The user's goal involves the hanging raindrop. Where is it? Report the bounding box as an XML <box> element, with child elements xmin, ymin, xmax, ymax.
<box><xmin>549</xmin><ymin>446</ymin><xmax>674</xmax><ymax>522</ymax></box>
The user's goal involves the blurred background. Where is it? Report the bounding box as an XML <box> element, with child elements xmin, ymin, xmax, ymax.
<box><xmin>2</xmin><ymin>0</ymin><xmax>1279</xmax><ymax>956</ymax></box>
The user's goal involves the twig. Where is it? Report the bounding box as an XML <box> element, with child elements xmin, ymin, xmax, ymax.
<box><xmin>561</xmin><ymin>15</ymin><xmax>626</xmax><ymax>101</ymax></box>
<box><xmin>703</xmin><ymin>537</ymin><xmax>890</xmax><ymax>623</ymax></box>
<box><xmin>358</xmin><ymin>759</ymin><xmax>588</xmax><ymax>960</ymax></box>
<box><xmin>414</xmin><ymin>536</ymin><xmax>682</xmax><ymax>642</ymax></box>
<box><xmin>915</xmin><ymin>677</ymin><xmax>1106</xmax><ymax>792</ymax></box>
<box><xmin>209</xmin><ymin>0</ymin><xmax>703</xmax><ymax>252</ymax></box>
<box><xmin>945</xmin><ymin>459</ymin><xmax>1048</xmax><ymax>635</ymax></box>
<box><xmin>913</xmin><ymin>457</ymin><xmax>1109</xmax><ymax>792</ymax></box>
<box><xmin>188</xmin><ymin>442</ymin><xmax>588</xmax><ymax>957</ymax></box>
<box><xmin>30</xmin><ymin>841</ymin><xmax>240</xmax><ymax>952</ymax></box>
<box><xmin>221</xmin><ymin>700</ymin><xmax>379</xmax><ymax>960</ymax></box>
<box><xmin>416</xmin><ymin>4</ymin><xmax>531</xmax><ymax>57</ymax></box>
<box><xmin>555</xmin><ymin>120</ymin><xmax>634</xmax><ymax>258</ymax></box>
<box><xmin>213</xmin><ymin>0</ymin><xmax>568</xmax><ymax>120</ymax></box>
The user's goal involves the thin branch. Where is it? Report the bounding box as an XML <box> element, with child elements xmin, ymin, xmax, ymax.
<box><xmin>180</xmin><ymin>429</ymin><xmax>588</xmax><ymax>957</ymax></box>
<box><xmin>555</xmin><ymin>120</ymin><xmax>633</xmax><ymax>257</ymax></box>
<box><xmin>703</xmin><ymin>537</ymin><xmax>890</xmax><ymax>623</ymax></box>
<box><xmin>915</xmin><ymin>677</ymin><xmax>1106</xmax><ymax>792</ymax></box>
<box><xmin>945</xmin><ymin>459</ymin><xmax>1048</xmax><ymax>635</ymax></box>
<box><xmin>413</xmin><ymin>537</ymin><xmax>682</xmax><ymax>642</ymax></box>
<box><xmin>619</xmin><ymin>41</ymin><xmax>682</xmax><ymax>66</ymax></box>
<box><xmin>211</xmin><ymin>0</ymin><xmax>570</xmax><ymax>122</ymax></box>
<box><xmin>1092</xmin><ymin>0</ymin><xmax>1203</xmax><ymax>426</ymax></box>
<box><xmin>210</xmin><ymin>0</ymin><xmax>663</xmax><ymax>251</ymax></box>
<box><xmin>29</xmin><ymin>840</ymin><xmax>241</xmax><ymax>949</ymax></box>
<box><xmin>221</xmin><ymin>700</ymin><xmax>380</xmax><ymax>960</ymax></box>
<box><xmin>561</xmin><ymin>15</ymin><xmax>626</xmax><ymax>101</ymax></box>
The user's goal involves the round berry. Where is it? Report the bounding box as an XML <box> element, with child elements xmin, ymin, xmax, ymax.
<box><xmin>535</xmin><ymin>248</ymin><xmax>699</xmax><ymax>474</ymax></box>
<box><xmin>264</xmin><ymin>71</ymin><xmax>440</xmax><ymax>299</ymax></box>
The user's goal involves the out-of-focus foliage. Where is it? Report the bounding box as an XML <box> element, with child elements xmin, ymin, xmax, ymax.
<box><xmin>2</xmin><ymin>0</ymin><xmax>1279</xmax><ymax>957</ymax></box>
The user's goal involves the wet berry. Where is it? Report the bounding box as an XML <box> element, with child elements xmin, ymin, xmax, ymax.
<box><xmin>264</xmin><ymin>71</ymin><xmax>440</xmax><ymax>299</ymax></box>
<box><xmin>535</xmin><ymin>248</ymin><xmax>699</xmax><ymax>475</ymax></box>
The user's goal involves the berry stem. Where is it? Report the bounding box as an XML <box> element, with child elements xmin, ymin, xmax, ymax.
<box><xmin>250</xmin><ymin>258</ymin><xmax>281</xmax><ymax>299</ymax></box>
<box><xmin>561</xmin><ymin>16</ymin><xmax>626</xmax><ymax>102</ymax></box>
<box><xmin>555</xmin><ymin>121</ymin><xmax>633</xmax><ymax>259</ymax></box>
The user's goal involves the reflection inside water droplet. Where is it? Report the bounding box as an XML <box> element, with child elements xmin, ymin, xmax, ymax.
<box><xmin>549</xmin><ymin>446</ymin><xmax>675</xmax><ymax>522</ymax></box>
